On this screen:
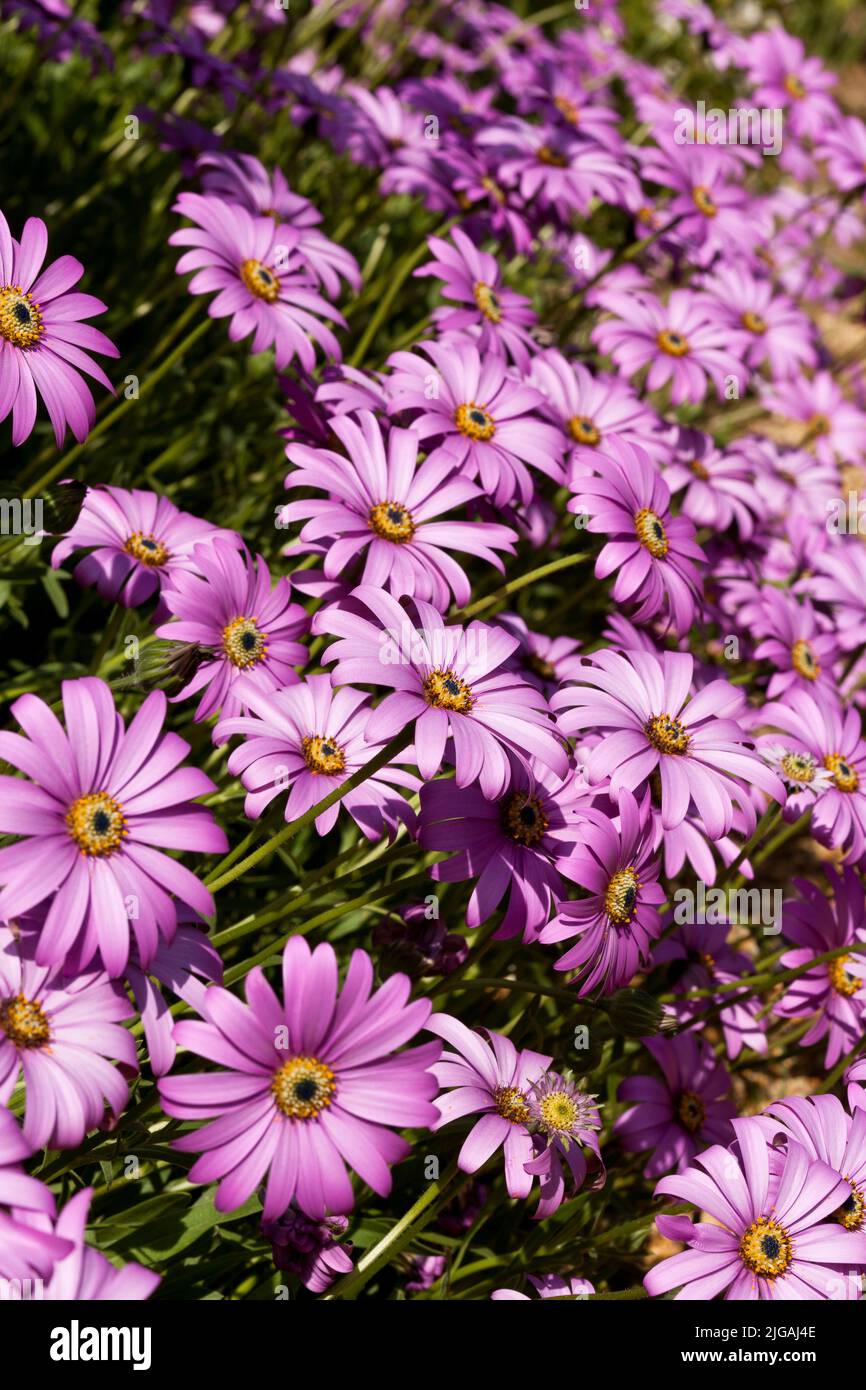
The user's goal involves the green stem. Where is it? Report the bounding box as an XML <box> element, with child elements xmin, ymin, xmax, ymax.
<box><xmin>454</xmin><ymin>551</ymin><xmax>591</xmax><ymax>622</ymax></box>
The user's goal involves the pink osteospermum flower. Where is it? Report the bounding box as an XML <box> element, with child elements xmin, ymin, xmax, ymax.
<box><xmin>773</xmin><ymin>868</ymin><xmax>866</xmax><ymax>1070</ymax></box>
<box><xmin>214</xmin><ymin>673</ymin><xmax>419</xmax><ymax>842</ymax></box>
<box><xmin>645</xmin><ymin>1118</ymin><xmax>866</xmax><ymax>1300</ymax></box>
<box><xmin>281</xmin><ymin>410</ymin><xmax>516</xmax><ymax>610</ymax></box>
<box><xmin>809</xmin><ymin>546</ymin><xmax>866</xmax><ymax>652</ymax></box>
<box><xmin>0</xmin><ymin>678</ymin><xmax>227</xmax><ymax>977</ymax></box>
<box><xmin>12</xmin><ymin>1187</ymin><xmax>160</xmax><ymax>1300</ymax></box>
<box><xmin>593</xmin><ymin>288</ymin><xmax>748</xmax><ymax>405</ymax></box>
<box><xmin>491</xmin><ymin>1274</ymin><xmax>595</xmax><ymax>1301</ymax></box>
<box><xmin>760</xmin><ymin>690</ymin><xmax>866</xmax><ymax>860</ymax></box>
<box><xmin>413</xmin><ymin>226</ymin><xmax>538</xmax><ymax>371</ymax></box>
<box><xmin>0</xmin><ymin>210</ymin><xmax>119</xmax><ymax>446</ymax></box>
<box><xmin>569</xmin><ymin>435</ymin><xmax>705</xmax><ymax>637</ymax></box>
<box><xmin>662</xmin><ymin>427</ymin><xmax>763</xmax><ymax>541</ymax></box>
<box><xmin>762</xmin><ymin>371</ymin><xmax>866</xmax><ymax>468</ymax></box>
<box><xmin>818</xmin><ymin>115</ymin><xmax>866</xmax><ymax>194</ymax></box>
<box><xmin>0</xmin><ymin>924</ymin><xmax>136</xmax><ymax>1149</ymax></box>
<box><xmin>386</xmin><ymin>336</ymin><xmax>565</xmax><ymax>509</ymax></box>
<box><xmin>497</xmin><ymin>613</ymin><xmax>584</xmax><ymax>699</ymax></box>
<box><xmin>524</xmin><ymin>1071</ymin><xmax>604</xmax><ymax>1219</ymax></box>
<box><xmin>0</xmin><ymin>1105</ymin><xmax>70</xmax><ymax>1283</ymax></box>
<box><xmin>698</xmin><ymin>263</ymin><xmax>817</xmax><ymax>379</ymax></box>
<box><xmin>197</xmin><ymin>151</ymin><xmax>361</xmax><ymax>299</ymax></box>
<box><xmin>418</xmin><ymin>757</ymin><xmax>595</xmax><ymax>942</ymax></box>
<box><xmin>639</xmin><ymin>143</ymin><xmax>747</xmax><ymax>263</ymax></box>
<box><xmin>529</xmin><ymin>346</ymin><xmax>659</xmax><ymax>463</ymax></box>
<box><xmin>477</xmin><ymin>120</ymin><xmax>640</xmax><ymax>219</ymax></box>
<box><xmin>539</xmin><ymin>789</ymin><xmax>664</xmax><ymax>994</ymax></box>
<box><xmin>653</xmin><ymin>921</ymin><xmax>769</xmax><ymax>1060</ymax></box>
<box><xmin>745</xmin><ymin>29</ymin><xmax>838</xmax><ymax>140</ymax></box>
<box><xmin>156</xmin><ymin>538</ymin><xmax>309</xmax><ymax>722</ymax></box>
<box><xmin>615</xmin><ymin>1034</ymin><xmax>736</xmax><ymax>1179</ymax></box>
<box><xmin>126</xmin><ymin>921</ymin><xmax>223</xmax><ymax>1078</ymax></box>
<box><xmin>159</xmin><ymin>937</ymin><xmax>441</xmax><ymax>1221</ymax></box>
<box><xmin>314</xmin><ymin>585</ymin><xmax>568</xmax><ymax>800</ymax></box>
<box><xmin>427</xmin><ymin>1013</ymin><xmax>551</xmax><ymax>1199</ymax></box>
<box><xmin>758</xmin><ymin>1093</ymin><xmax>866</xmax><ymax>1235</ymax></box>
<box><xmin>748</xmin><ymin>588</ymin><xmax>840</xmax><ymax>699</ymax></box>
<box><xmin>169</xmin><ymin>192</ymin><xmax>346</xmax><ymax>372</ymax></box>
<box><xmin>552</xmin><ymin>649</ymin><xmax>785</xmax><ymax>838</ymax></box>
<box><xmin>51</xmin><ymin>484</ymin><xmax>236</xmax><ymax>612</ymax></box>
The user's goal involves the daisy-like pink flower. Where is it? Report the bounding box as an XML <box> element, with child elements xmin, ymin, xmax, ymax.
<box><xmin>11</xmin><ymin>1187</ymin><xmax>160</xmax><ymax>1300</ymax></box>
<box><xmin>529</xmin><ymin>347</ymin><xmax>659</xmax><ymax>463</ymax></box>
<box><xmin>386</xmin><ymin>337</ymin><xmax>565</xmax><ymax>509</ymax></box>
<box><xmin>156</xmin><ymin>538</ymin><xmax>309</xmax><ymax>722</ymax></box>
<box><xmin>476</xmin><ymin>119</ymin><xmax>640</xmax><ymax>219</ymax></box>
<box><xmin>662</xmin><ymin>427</ymin><xmax>763</xmax><ymax>541</ymax></box>
<box><xmin>498</xmin><ymin>613</ymin><xmax>584</xmax><ymax>699</ymax></box>
<box><xmin>197</xmin><ymin>151</ymin><xmax>361</xmax><ymax>299</ymax></box>
<box><xmin>0</xmin><ymin>677</ymin><xmax>227</xmax><ymax>976</ymax></box>
<box><xmin>0</xmin><ymin>1105</ymin><xmax>70</xmax><ymax>1283</ymax></box>
<box><xmin>809</xmin><ymin>547</ymin><xmax>866</xmax><ymax>653</ymax></box>
<box><xmin>760</xmin><ymin>690</ymin><xmax>866</xmax><ymax>860</ymax></box>
<box><xmin>699</xmin><ymin>264</ymin><xmax>817</xmax><ymax>379</ymax></box>
<box><xmin>0</xmin><ymin>209</ymin><xmax>119</xmax><ymax>446</ymax></box>
<box><xmin>418</xmin><ymin>757</ymin><xmax>594</xmax><ymax>942</ymax></box>
<box><xmin>427</xmin><ymin>1014</ymin><xmax>551</xmax><ymax>1199</ymax></box>
<box><xmin>158</xmin><ymin>937</ymin><xmax>441</xmax><ymax>1221</ymax></box>
<box><xmin>745</xmin><ymin>29</ymin><xmax>838</xmax><ymax>140</ymax></box>
<box><xmin>762</xmin><ymin>371</ymin><xmax>866</xmax><ymax>468</ymax></box>
<box><xmin>818</xmin><ymin>115</ymin><xmax>866</xmax><ymax>194</ymax></box>
<box><xmin>414</xmin><ymin>227</ymin><xmax>538</xmax><ymax>370</ymax></box>
<box><xmin>593</xmin><ymin>288</ymin><xmax>748</xmax><ymax>405</ymax></box>
<box><xmin>0</xmin><ymin>924</ymin><xmax>136</xmax><ymax>1149</ymax></box>
<box><xmin>126</xmin><ymin>921</ymin><xmax>223</xmax><ymax>1079</ymax></box>
<box><xmin>645</xmin><ymin>1117</ymin><xmax>866</xmax><ymax>1300</ymax></box>
<box><xmin>540</xmin><ymin>789</ymin><xmax>664</xmax><ymax>994</ymax></box>
<box><xmin>639</xmin><ymin>143</ymin><xmax>747</xmax><ymax>264</ymax></box>
<box><xmin>553</xmin><ymin>649</ymin><xmax>785</xmax><ymax>838</ymax></box>
<box><xmin>281</xmin><ymin>410</ymin><xmax>516</xmax><ymax>610</ymax></box>
<box><xmin>214</xmin><ymin>673</ymin><xmax>419</xmax><ymax>842</ymax></box>
<box><xmin>748</xmin><ymin>589</ymin><xmax>840</xmax><ymax>699</ymax></box>
<box><xmin>759</xmin><ymin>1093</ymin><xmax>866</xmax><ymax>1235</ymax></box>
<box><xmin>847</xmin><ymin>1058</ymin><xmax>866</xmax><ymax>1114</ymax></box>
<box><xmin>492</xmin><ymin>1274</ymin><xmax>595</xmax><ymax>1301</ymax></box>
<box><xmin>524</xmin><ymin>1071</ymin><xmax>604</xmax><ymax>1219</ymax></box>
<box><xmin>569</xmin><ymin>435</ymin><xmax>705</xmax><ymax>637</ymax></box>
<box><xmin>263</xmin><ymin>1210</ymin><xmax>353</xmax><ymax>1293</ymax></box>
<box><xmin>653</xmin><ymin>921</ymin><xmax>769</xmax><ymax>1061</ymax></box>
<box><xmin>773</xmin><ymin>868</ymin><xmax>866</xmax><ymax>1070</ymax></box>
<box><xmin>169</xmin><ymin>192</ymin><xmax>345</xmax><ymax>372</ymax></box>
<box><xmin>615</xmin><ymin>1035</ymin><xmax>736</xmax><ymax>1179</ymax></box>
<box><xmin>315</xmin><ymin>585</ymin><xmax>568</xmax><ymax>799</ymax></box>
<box><xmin>51</xmin><ymin>485</ymin><xmax>236</xmax><ymax>612</ymax></box>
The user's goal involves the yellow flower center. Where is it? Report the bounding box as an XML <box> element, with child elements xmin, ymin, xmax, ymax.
<box><xmin>553</xmin><ymin>94</ymin><xmax>580</xmax><ymax>125</ymax></box>
<box><xmin>784</xmin><ymin>73</ymin><xmax>806</xmax><ymax>100</ymax></box>
<box><xmin>481</xmin><ymin>176</ymin><xmax>506</xmax><ymax>205</ymax></box>
<box><xmin>739</xmin><ymin>1217</ymin><xmax>793</xmax><ymax>1278</ymax></box>
<box><xmin>501</xmin><ymin>792</ymin><xmax>549</xmax><ymax>846</ymax></box>
<box><xmin>455</xmin><ymin>402</ymin><xmax>496</xmax><ymax>441</ymax></box>
<box><xmin>537</xmin><ymin>145</ymin><xmax>568</xmax><ymax>166</ymax></box>
<box><xmin>835</xmin><ymin>1180</ymin><xmax>865</xmax><ymax>1230</ymax></box>
<box><xmin>692</xmin><ymin>184</ymin><xmax>717</xmax><ymax>217</ymax></box>
<box><xmin>741</xmin><ymin>310</ymin><xmax>767</xmax><ymax>335</ymax></box>
<box><xmin>66</xmin><ymin>791</ymin><xmax>127</xmax><ymax>857</ymax></box>
<box><xmin>824</xmin><ymin>752</ymin><xmax>859</xmax><ymax>793</ymax></box>
<box><xmin>805</xmin><ymin>412</ymin><xmax>831</xmax><ymax>440</ymax></box>
<box><xmin>368</xmin><ymin>501</ymin><xmax>415</xmax><ymax>543</ymax></box>
<box><xmin>422</xmin><ymin>668</ymin><xmax>475</xmax><ymax>712</ymax></box>
<box><xmin>494</xmin><ymin>1085</ymin><xmax>532</xmax><ymax>1124</ymax></box>
<box><xmin>604</xmin><ymin>866</ymin><xmax>640</xmax><ymax>924</ymax></box>
<box><xmin>222</xmin><ymin>616</ymin><xmax>268</xmax><ymax>669</ymax></box>
<box><xmin>828</xmin><ymin>953</ymin><xmax>862</xmax><ymax>999</ymax></box>
<box><xmin>539</xmin><ymin>1091</ymin><xmax>579</xmax><ymax>1135</ymax></box>
<box><xmin>239</xmin><ymin>258</ymin><xmax>280</xmax><ymax>303</ymax></box>
<box><xmin>124</xmin><ymin>532</ymin><xmax>170</xmax><ymax>567</ymax></box>
<box><xmin>635</xmin><ymin>507</ymin><xmax>669</xmax><ymax>558</ymax></box>
<box><xmin>0</xmin><ymin>994</ymin><xmax>51</xmax><ymax>1050</ymax></box>
<box><xmin>690</xmin><ymin>458</ymin><xmax>710</xmax><ymax>479</ymax></box>
<box><xmin>781</xmin><ymin>751</ymin><xmax>817</xmax><ymax>784</ymax></box>
<box><xmin>646</xmin><ymin>713</ymin><xmax>691</xmax><ymax>756</ymax></box>
<box><xmin>657</xmin><ymin>329</ymin><xmax>690</xmax><ymax>357</ymax></box>
<box><xmin>676</xmin><ymin>1089</ymin><xmax>706</xmax><ymax>1134</ymax></box>
<box><xmin>791</xmin><ymin>639</ymin><xmax>820</xmax><ymax>681</ymax></box>
<box><xmin>0</xmin><ymin>285</ymin><xmax>44</xmax><ymax>349</ymax></box>
<box><xmin>568</xmin><ymin>415</ymin><xmax>601</xmax><ymax>446</ymax></box>
<box><xmin>302</xmin><ymin>734</ymin><xmax>346</xmax><ymax>776</ymax></box>
<box><xmin>272</xmin><ymin>1055</ymin><xmax>336</xmax><ymax>1119</ymax></box>
<box><xmin>473</xmin><ymin>281</ymin><xmax>502</xmax><ymax>324</ymax></box>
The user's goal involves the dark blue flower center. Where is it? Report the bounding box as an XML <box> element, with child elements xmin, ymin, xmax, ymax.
<box><xmin>92</xmin><ymin>809</ymin><xmax>111</xmax><ymax>835</ymax></box>
<box><xmin>470</xmin><ymin>409</ymin><xmax>488</xmax><ymax>426</ymax></box>
<box><xmin>13</xmin><ymin>302</ymin><xmax>31</xmax><ymax>325</ymax></box>
<box><xmin>294</xmin><ymin>1078</ymin><xmax>319</xmax><ymax>1102</ymax></box>
<box><xmin>761</xmin><ymin>1235</ymin><xmax>781</xmax><ymax>1260</ymax></box>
